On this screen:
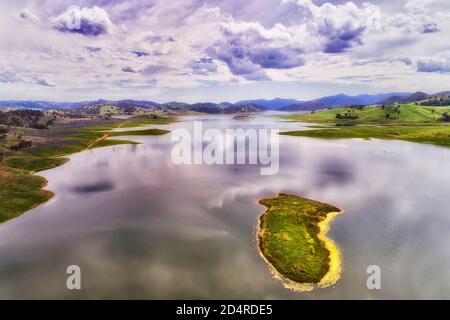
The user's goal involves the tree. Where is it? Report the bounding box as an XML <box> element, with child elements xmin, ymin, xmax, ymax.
<box><xmin>336</xmin><ymin>112</ymin><xmax>358</xmax><ymax>120</ymax></box>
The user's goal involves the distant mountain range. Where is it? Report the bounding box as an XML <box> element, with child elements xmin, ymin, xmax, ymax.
<box><xmin>0</xmin><ymin>99</ymin><xmax>161</xmax><ymax>110</ymax></box>
<box><xmin>281</xmin><ymin>92</ymin><xmax>411</xmax><ymax>111</ymax></box>
<box><xmin>174</xmin><ymin>102</ymin><xmax>260</xmax><ymax>114</ymax></box>
<box><xmin>1</xmin><ymin>91</ymin><xmax>449</xmax><ymax>113</ymax></box>
<box><xmin>236</xmin><ymin>98</ymin><xmax>303</xmax><ymax>110</ymax></box>
<box><xmin>0</xmin><ymin>100</ymin><xmax>83</xmax><ymax>109</ymax></box>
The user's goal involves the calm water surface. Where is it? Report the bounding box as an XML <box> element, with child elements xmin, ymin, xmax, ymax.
<box><xmin>1</xmin><ymin>113</ymin><xmax>449</xmax><ymax>299</ymax></box>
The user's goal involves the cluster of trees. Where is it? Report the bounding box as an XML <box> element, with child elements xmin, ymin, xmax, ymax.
<box><xmin>336</xmin><ymin>111</ymin><xmax>358</xmax><ymax>120</ymax></box>
<box><xmin>384</xmin><ymin>106</ymin><xmax>401</xmax><ymax>120</ymax></box>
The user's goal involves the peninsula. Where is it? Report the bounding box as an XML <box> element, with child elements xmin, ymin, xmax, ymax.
<box><xmin>280</xmin><ymin>104</ymin><xmax>450</xmax><ymax>147</ymax></box>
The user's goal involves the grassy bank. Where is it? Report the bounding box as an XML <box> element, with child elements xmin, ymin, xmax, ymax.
<box><xmin>0</xmin><ymin>116</ymin><xmax>174</xmax><ymax>223</ymax></box>
<box><xmin>258</xmin><ymin>193</ymin><xmax>341</xmax><ymax>288</ymax></box>
<box><xmin>0</xmin><ymin>166</ymin><xmax>53</xmax><ymax>223</ymax></box>
<box><xmin>110</xmin><ymin>128</ymin><xmax>170</xmax><ymax>136</ymax></box>
<box><xmin>281</xmin><ymin>125</ymin><xmax>450</xmax><ymax>147</ymax></box>
<box><xmin>283</xmin><ymin>104</ymin><xmax>450</xmax><ymax>124</ymax></box>
<box><xmin>280</xmin><ymin>104</ymin><xmax>450</xmax><ymax>147</ymax></box>
<box><xmin>119</xmin><ymin>116</ymin><xmax>175</xmax><ymax>128</ymax></box>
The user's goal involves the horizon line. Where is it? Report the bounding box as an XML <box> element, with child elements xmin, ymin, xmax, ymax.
<box><xmin>0</xmin><ymin>90</ymin><xmax>436</xmax><ymax>105</ymax></box>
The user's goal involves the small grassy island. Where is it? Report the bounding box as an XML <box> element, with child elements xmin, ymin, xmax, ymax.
<box><xmin>258</xmin><ymin>193</ymin><xmax>342</xmax><ymax>292</ymax></box>
<box><xmin>280</xmin><ymin>104</ymin><xmax>450</xmax><ymax>147</ymax></box>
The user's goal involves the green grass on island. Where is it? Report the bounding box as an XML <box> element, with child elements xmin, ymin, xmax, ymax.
<box><xmin>0</xmin><ymin>115</ymin><xmax>174</xmax><ymax>223</ymax></box>
<box><xmin>258</xmin><ymin>193</ymin><xmax>341</xmax><ymax>285</ymax></box>
<box><xmin>281</xmin><ymin>104</ymin><xmax>450</xmax><ymax>147</ymax></box>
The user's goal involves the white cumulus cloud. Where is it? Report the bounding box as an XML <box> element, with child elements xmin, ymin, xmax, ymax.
<box><xmin>53</xmin><ymin>5</ymin><xmax>114</xmax><ymax>37</ymax></box>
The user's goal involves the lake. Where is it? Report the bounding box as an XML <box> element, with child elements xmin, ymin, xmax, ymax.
<box><xmin>1</xmin><ymin>113</ymin><xmax>449</xmax><ymax>299</ymax></box>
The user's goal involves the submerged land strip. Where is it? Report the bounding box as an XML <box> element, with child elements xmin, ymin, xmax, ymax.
<box><xmin>280</xmin><ymin>104</ymin><xmax>450</xmax><ymax>147</ymax></box>
<box><xmin>257</xmin><ymin>193</ymin><xmax>342</xmax><ymax>292</ymax></box>
<box><xmin>0</xmin><ymin>114</ymin><xmax>174</xmax><ymax>223</ymax></box>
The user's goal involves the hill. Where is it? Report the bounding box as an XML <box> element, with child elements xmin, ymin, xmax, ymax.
<box><xmin>419</xmin><ymin>92</ymin><xmax>450</xmax><ymax>107</ymax></box>
<box><xmin>379</xmin><ymin>92</ymin><xmax>430</xmax><ymax>105</ymax></box>
<box><xmin>0</xmin><ymin>109</ymin><xmax>52</xmax><ymax>129</ymax></box>
<box><xmin>219</xmin><ymin>102</ymin><xmax>236</xmax><ymax>107</ymax></box>
<box><xmin>281</xmin><ymin>104</ymin><xmax>450</xmax><ymax>147</ymax></box>
<box><xmin>283</xmin><ymin>104</ymin><xmax>450</xmax><ymax>123</ymax></box>
<box><xmin>161</xmin><ymin>102</ymin><xmax>190</xmax><ymax>109</ymax></box>
<box><xmin>431</xmin><ymin>91</ymin><xmax>450</xmax><ymax>98</ymax></box>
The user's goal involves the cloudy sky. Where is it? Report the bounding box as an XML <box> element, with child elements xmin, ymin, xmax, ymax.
<box><xmin>1</xmin><ymin>0</ymin><xmax>450</xmax><ymax>102</ymax></box>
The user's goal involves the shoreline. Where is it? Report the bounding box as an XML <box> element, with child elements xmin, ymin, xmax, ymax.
<box><xmin>278</xmin><ymin>104</ymin><xmax>450</xmax><ymax>148</ymax></box>
<box><xmin>0</xmin><ymin>118</ymin><xmax>173</xmax><ymax>224</ymax></box>
<box><xmin>316</xmin><ymin>210</ymin><xmax>343</xmax><ymax>289</ymax></box>
<box><xmin>256</xmin><ymin>194</ymin><xmax>343</xmax><ymax>292</ymax></box>
<box><xmin>1</xmin><ymin>146</ymin><xmax>114</xmax><ymax>225</ymax></box>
